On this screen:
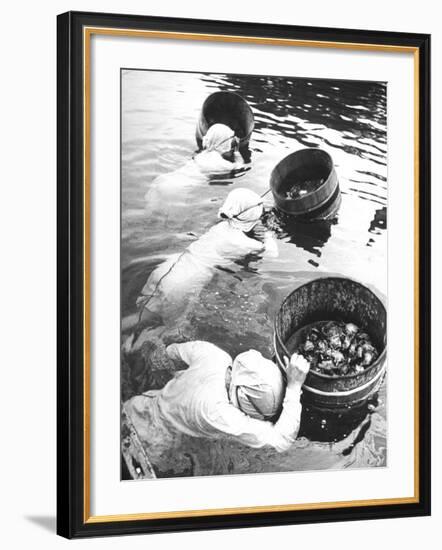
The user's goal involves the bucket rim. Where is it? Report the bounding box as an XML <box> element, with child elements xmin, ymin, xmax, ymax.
<box><xmin>202</xmin><ymin>90</ymin><xmax>253</xmax><ymax>109</ymax></box>
<box><xmin>270</xmin><ymin>147</ymin><xmax>335</xmax><ymax>204</ymax></box>
<box><xmin>274</xmin><ymin>175</ymin><xmax>339</xmax><ymax>216</ymax></box>
<box><xmin>274</xmin><ymin>275</ymin><xmax>387</xmax><ymax>382</ymax></box>
<box><xmin>197</xmin><ymin>91</ymin><xmax>255</xmax><ymax>143</ymax></box>
<box><xmin>303</xmin><ymin>362</ymin><xmax>386</xmax><ymax>395</ymax></box>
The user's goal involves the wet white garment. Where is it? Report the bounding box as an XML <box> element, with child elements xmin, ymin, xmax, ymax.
<box><xmin>144</xmin><ymin>147</ymin><xmax>241</xmax><ymax>231</ymax></box>
<box><xmin>193</xmin><ymin>150</ymin><xmax>241</xmax><ymax>172</ymax></box>
<box><xmin>143</xmin><ymin>159</ymin><xmax>225</xmax><ymax>230</ymax></box>
<box><xmin>124</xmin><ymin>341</ymin><xmax>303</xmax><ymax>453</ymax></box>
<box><xmin>138</xmin><ymin>219</ymin><xmax>272</xmax><ymax>322</ymax></box>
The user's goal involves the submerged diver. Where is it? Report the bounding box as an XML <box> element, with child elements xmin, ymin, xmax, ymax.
<box><xmin>123</xmin><ymin>187</ymin><xmax>278</xmax><ymax>342</ymax></box>
<box><xmin>123</xmin><ymin>341</ymin><xmax>310</xmax><ymax>463</ymax></box>
<box><xmin>144</xmin><ymin>123</ymin><xmax>244</xmax><ymax>230</ymax></box>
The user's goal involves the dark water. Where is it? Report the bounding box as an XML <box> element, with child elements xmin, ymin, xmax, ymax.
<box><xmin>121</xmin><ymin>69</ymin><xmax>387</xmax><ymax>477</ymax></box>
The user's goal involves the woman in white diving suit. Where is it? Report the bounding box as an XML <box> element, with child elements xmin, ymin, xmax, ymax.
<box><xmin>124</xmin><ymin>186</ymin><xmax>278</xmax><ymax>348</ymax></box>
<box><xmin>144</xmin><ymin>123</ymin><xmax>245</xmax><ymax>233</ymax></box>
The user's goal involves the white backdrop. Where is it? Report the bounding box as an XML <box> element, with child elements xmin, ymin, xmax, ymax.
<box><xmin>0</xmin><ymin>0</ymin><xmax>439</xmax><ymax>548</ymax></box>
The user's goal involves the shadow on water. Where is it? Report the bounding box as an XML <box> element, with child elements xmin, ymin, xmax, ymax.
<box><xmin>281</xmin><ymin>216</ymin><xmax>335</xmax><ymax>254</ymax></box>
<box><xmin>369</xmin><ymin>206</ymin><xmax>387</xmax><ymax>234</ymax></box>
<box><xmin>206</xmin><ymin>164</ymin><xmax>252</xmax><ymax>186</ymax></box>
<box><xmin>262</xmin><ymin>208</ymin><xmax>335</xmax><ymax>254</ymax></box>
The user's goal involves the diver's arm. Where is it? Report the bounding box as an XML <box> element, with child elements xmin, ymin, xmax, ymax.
<box><xmin>268</xmin><ymin>378</ymin><xmax>304</xmax><ymax>450</ymax></box>
<box><xmin>271</xmin><ymin>354</ymin><xmax>310</xmax><ymax>448</ymax></box>
<box><xmin>262</xmin><ymin>230</ymin><xmax>279</xmax><ymax>258</ymax></box>
<box><xmin>250</xmin><ymin>222</ymin><xmax>279</xmax><ymax>258</ymax></box>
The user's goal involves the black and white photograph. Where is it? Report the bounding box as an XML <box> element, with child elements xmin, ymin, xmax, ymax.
<box><xmin>0</xmin><ymin>0</ymin><xmax>435</xmax><ymax>544</ymax></box>
<box><xmin>120</xmin><ymin>69</ymin><xmax>387</xmax><ymax>480</ymax></box>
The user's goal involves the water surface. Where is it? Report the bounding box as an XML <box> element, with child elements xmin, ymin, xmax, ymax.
<box><xmin>121</xmin><ymin>69</ymin><xmax>387</xmax><ymax>478</ymax></box>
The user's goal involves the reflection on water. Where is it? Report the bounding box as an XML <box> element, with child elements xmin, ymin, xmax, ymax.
<box><xmin>262</xmin><ymin>209</ymin><xmax>336</xmax><ymax>254</ymax></box>
<box><xmin>121</xmin><ymin>69</ymin><xmax>387</xmax><ymax>477</ymax></box>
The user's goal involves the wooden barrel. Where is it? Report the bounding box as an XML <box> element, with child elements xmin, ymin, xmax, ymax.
<box><xmin>270</xmin><ymin>148</ymin><xmax>341</xmax><ymax>221</ymax></box>
<box><xmin>274</xmin><ymin>277</ymin><xmax>386</xmax><ymax>410</ymax></box>
<box><xmin>196</xmin><ymin>91</ymin><xmax>254</xmax><ymax>150</ymax></box>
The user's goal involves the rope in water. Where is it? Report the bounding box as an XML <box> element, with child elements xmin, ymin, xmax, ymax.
<box><xmin>136</xmin><ymin>249</ymin><xmax>187</xmax><ymax>323</ymax></box>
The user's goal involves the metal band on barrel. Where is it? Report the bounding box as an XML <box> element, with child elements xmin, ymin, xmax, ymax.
<box><xmin>273</xmin><ymin>332</ymin><xmax>386</xmax><ymax>397</ymax></box>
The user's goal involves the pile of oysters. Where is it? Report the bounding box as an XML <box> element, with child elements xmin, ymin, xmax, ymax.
<box><xmin>285</xmin><ymin>178</ymin><xmax>324</xmax><ymax>199</ymax></box>
<box><xmin>296</xmin><ymin>320</ymin><xmax>379</xmax><ymax>376</ymax></box>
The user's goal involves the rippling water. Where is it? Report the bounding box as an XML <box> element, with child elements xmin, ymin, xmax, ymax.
<box><xmin>121</xmin><ymin>69</ymin><xmax>387</xmax><ymax>477</ymax></box>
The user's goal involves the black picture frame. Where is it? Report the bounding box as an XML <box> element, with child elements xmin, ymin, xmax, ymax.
<box><xmin>57</xmin><ymin>10</ymin><xmax>431</xmax><ymax>539</ymax></box>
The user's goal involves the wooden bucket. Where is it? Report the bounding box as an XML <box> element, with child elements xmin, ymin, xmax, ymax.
<box><xmin>195</xmin><ymin>91</ymin><xmax>254</xmax><ymax>150</ymax></box>
<box><xmin>270</xmin><ymin>148</ymin><xmax>341</xmax><ymax>221</ymax></box>
<box><xmin>274</xmin><ymin>277</ymin><xmax>386</xmax><ymax>410</ymax></box>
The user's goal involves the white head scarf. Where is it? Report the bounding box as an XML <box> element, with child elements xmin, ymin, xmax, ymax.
<box><xmin>229</xmin><ymin>350</ymin><xmax>285</xmax><ymax>421</ymax></box>
<box><xmin>218</xmin><ymin>188</ymin><xmax>263</xmax><ymax>233</ymax></box>
<box><xmin>202</xmin><ymin>123</ymin><xmax>235</xmax><ymax>155</ymax></box>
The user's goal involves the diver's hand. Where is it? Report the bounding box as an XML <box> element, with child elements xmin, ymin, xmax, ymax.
<box><xmin>252</xmin><ymin>223</ymin><xmax>266</xmax><ymax>243</ymax></box>
<box><xmin>283</xmin><ymin>354</ymin><xmax>310</xmax><ymax>388</ymax></box>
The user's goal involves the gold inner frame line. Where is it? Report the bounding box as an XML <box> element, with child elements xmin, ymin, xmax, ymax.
<box><xmin>82</xmin><ymin>26</ymin><xmax>420</xmax><ymax>524</ymax></box>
